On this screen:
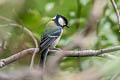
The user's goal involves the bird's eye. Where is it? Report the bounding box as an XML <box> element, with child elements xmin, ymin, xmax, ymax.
<box><xmin>58</xmin><ymin>17</ymin><xmax>65</xmax><ymax>26</ymax></box>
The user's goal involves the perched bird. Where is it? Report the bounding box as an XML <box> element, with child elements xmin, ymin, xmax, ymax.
<box><xmin>39</xmin><ymin>14</ymin><xmax>68</xmax><ymax>68</ymax></box>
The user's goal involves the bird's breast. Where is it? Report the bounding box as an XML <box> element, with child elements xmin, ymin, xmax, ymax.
<box><xmin>51</xmin><ymin>29</ymin><xmax>63</xmax><ymax>48</ymax></box>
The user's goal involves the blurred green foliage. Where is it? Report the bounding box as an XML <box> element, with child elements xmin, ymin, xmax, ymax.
<box><xmin>0</xmin><ymin>0</ymin><xmax>120</xmax><ymax>79</ymax></box>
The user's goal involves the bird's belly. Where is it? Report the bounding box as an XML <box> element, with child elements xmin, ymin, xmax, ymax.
<box><xmin>51</xmin><ymin>35</ymin><xmax>61</xmax><ymax>48</ymax></box>
<box><xmin>51</xmin><ymin>29</ymin><xmax>63</xmax><ymax>48</ymax></box>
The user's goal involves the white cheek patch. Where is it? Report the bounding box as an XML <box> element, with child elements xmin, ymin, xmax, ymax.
<box><xmin>58</xmin><ymin>17</ymin><xmax>65</xmax><ymax>26</ymax></box>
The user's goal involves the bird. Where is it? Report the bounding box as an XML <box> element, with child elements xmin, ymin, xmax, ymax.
<box><xmin>39</xmin><ymin>14</ymin><xmax>68</xmax><ymax>68</ymax></box>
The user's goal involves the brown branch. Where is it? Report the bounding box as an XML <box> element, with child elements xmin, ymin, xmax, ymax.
<box><xmin>111</xmin><ymin>0</ymin><xmax>120</xmax><ymax>32</ymax></box>
<box><xmin>0</xmin><ymin>16</ymin><xmax>39</xmax><ymax>69</ymax></box>
<box><xmin>6</xmin><ymin>23</ymin><xmax>38</xmax><ymax>69</ymax></box>
<box><xmin>98</xmin><ymin>53</ymin><xmax>118</xmax><ymax>59</ymax></box>
<box><xmin>0</xmin><ymin>46</ymin><xmax>120</xmax><ymax>68</ymax></box>
<box><xmin>0</xmin><ymin>16</ymin><xmax>15</xmax><ymax>23</ymax></box>
<box><xmin>111</xmin><ymin>72</ymin><xmax>120</xmax><ymax>80</ymax></box>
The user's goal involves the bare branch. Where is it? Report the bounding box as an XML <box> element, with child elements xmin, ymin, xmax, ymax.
<box><xmin>111</xmin><ymin>0</ymin><xmax>120</xmax><ymax>32</ymax></box>
<box><xmin>111</xmin><ymin>72</ymin><xmax>120</xmax><ymax>80</ymax></box>
<box><xmin>99</xmin><ymin>53</ymin><xmax>118</xmax><ymax>59</ymax></box>
<box><xmin>0</xmin><ymin>16</ymin><xmax>39</xmax><ymax>69</ymax></box>
<box><xmin>0</xmin><ymin>16</ymin><xmax>14</xmax><ymax>23</ymax></box>
<box><xmin>10</xmin><ymin>23</ymin><xmax>39</xmax><ymax>69</ymax></box>
<box><xmin>0</xmin><ymin>46</ymin><xmax>120</xmax><ymax>68</ymax></box>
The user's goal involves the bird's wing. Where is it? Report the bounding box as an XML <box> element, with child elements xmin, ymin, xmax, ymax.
<box><xmin>40</xmin><ymin>28</ymin><xmax>61</xmax><ymax>52</ymax></box>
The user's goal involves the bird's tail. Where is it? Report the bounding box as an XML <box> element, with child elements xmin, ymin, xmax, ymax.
<box><xmin>40</xmin><ymin>48</ymin><xmax>49</xmax><ymax>68</ymax></box>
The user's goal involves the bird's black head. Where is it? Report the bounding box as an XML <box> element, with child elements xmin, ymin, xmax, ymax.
<box><xmin>52</xmin><ymin>14</ymin><xmax>68</xmax><ymax>28</ymax></box>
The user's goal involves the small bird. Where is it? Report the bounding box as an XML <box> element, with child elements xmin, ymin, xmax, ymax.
<box><xmin>39</xmin><ymin>14</ymin><xmax>68</xmax><ymax>68</ymax></box>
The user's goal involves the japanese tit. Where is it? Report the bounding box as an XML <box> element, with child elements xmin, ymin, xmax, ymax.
<box><xmin>39</xmin><ymin>14</ymin><xmax>68</xmax><ymax>68</ymax></box>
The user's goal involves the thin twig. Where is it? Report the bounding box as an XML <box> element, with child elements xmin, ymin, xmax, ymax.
<box><xmin>98</xmin><ymin>53</ymin><xmax>118</xmax><ymax>59</ymax></box>
<box><xmin>111</xmin><ymin>0</ymin><xmax>120</xmax><ymax>32</ymax></box>
<box><xmin>0</xmin><ymin>46</ymin><xmax>120</xmax><ymax>68</ymax></box>
<box><xmin>111</xmin><ymin>72</ymin><xmax>120</xmax><ymax>80</ymax></box>
<box><xmin>8</xmin><ymin>24</ymin><xmax>39</xmax><ymax>70</ymax></box>
<box><xmin>0</xmin><ymin>16</ymin><xmax>14</xmax><ymax>23</ymax></box>
<box><xmin>0</xmin><ymin>16</ymin><xmax>39</xmax><ymax>69</ymax></box>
